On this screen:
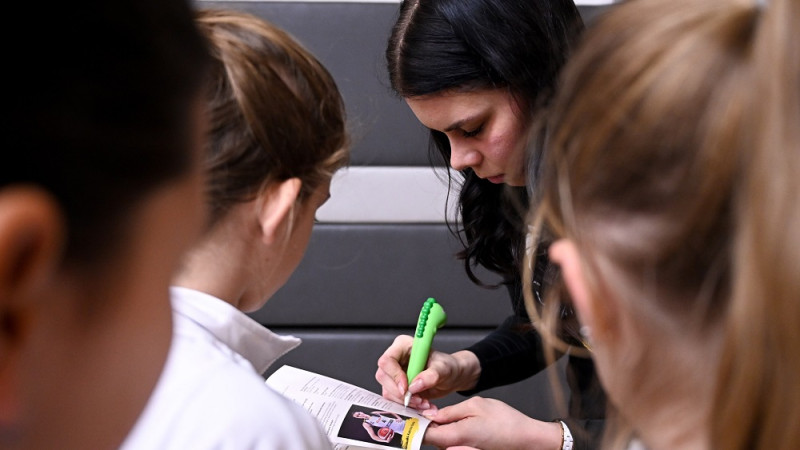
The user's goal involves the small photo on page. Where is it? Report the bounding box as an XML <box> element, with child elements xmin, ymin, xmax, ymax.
<box><xmin>338</xmin><ymin>404</ymin><xmax>421</xmax><ymax>449</ymax></box>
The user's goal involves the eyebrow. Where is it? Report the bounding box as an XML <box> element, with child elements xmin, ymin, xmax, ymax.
<box><xmin>443</xmin><ymin>114</ymin><xmax>481</xmax><ymax>132</ymax></box>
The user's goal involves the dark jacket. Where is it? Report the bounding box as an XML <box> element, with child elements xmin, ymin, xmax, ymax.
<box><xmin>459</xmin><ymin>251</ymin><xmax>606</xmax><ymax>449</ymax></box>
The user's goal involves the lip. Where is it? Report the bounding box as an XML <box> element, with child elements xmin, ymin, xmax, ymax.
<box><xmin>486</xmin><ymin>175</ymin><xmax>505</xmax><ymax>184</ymax></box>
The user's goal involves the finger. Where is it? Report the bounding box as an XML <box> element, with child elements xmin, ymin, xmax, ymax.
<box><xmin>375</xmin><ymin>367</ymin><xmax>403</xmax><ymax>401</ymax></box>
<box><xmin>375</xmin><ymin>335</ymin><xmax>414</xmax><ymax>394</ymax></box>
<box><xmin>377</xmin><ymin>336</ymin><xmax>413</xmax><ymax>375</ymax></box>
<box><xmin>407</xmin><ymin>364</ymin><xmax>444</xmax><ymax>396</ymax></box>
<box><xmin>420</xmin><ymin>420</ymin><xmax>448</xmax><ymax>447</ymax></box>
<box><xmin>415</xmin><ymin>396</ymin><xmax>431</xmax><ymax>411</ymax></box>
<box><xmin>405</xmin><ymin>394</ymin><xmax>431</xmax><ymax>411</ymax></box>
<box><xmin>422</xmin><ymin>400</ymin><xmax>473</xmax><ymax>425</ymax></box>
<box><xmin>381</xmin><ymin>386</ymin><xmax>403</xmax><ymax>404</ymax></box>
<box><xmin>421</xmin><ymin>419</ymin><xmax>469</xmax><ymax>449</ymax></box>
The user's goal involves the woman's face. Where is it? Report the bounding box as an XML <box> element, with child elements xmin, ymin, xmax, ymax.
<box><xmin>405</xmin><ymin>89</ymin><xmax>532</xmax><ymax>187</ymax></box>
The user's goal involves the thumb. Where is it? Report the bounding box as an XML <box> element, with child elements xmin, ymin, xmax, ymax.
<box><xmin>409</xmin><ymin>365</ymin><xmax>443</xmax><ymax>395</ymax></box>
<box><xmin>422</xmin><ymin>402</ymin><xmax>466</xmax><ymax>424</ymax></box>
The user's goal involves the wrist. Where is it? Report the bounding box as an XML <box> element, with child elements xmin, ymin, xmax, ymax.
<box><xmin>451</xmin><ymin>350</ymin><xmax>481</xmax><ymax>391</ymax></box>
<box><xmin>554</xmin><ymin>420</ymin><xmax>574</xmax><ymax>450</ymax></box>
<box><xmin>512</xmin><ymin>418</ymin><xmax>563</xmax><ymax>450</ymax></box>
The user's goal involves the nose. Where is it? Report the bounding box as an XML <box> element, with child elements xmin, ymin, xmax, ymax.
<box><xmin>449</xmin><ymin>140</ymin><xmax>482</xmax><ymax>171</ymax></box>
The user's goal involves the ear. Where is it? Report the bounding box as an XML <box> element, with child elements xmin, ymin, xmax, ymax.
<box><xmin>0</xmin><ymin>186</ymin><xmax>63</xmax><ymax>326</ymax></box>
<box><xmin>0</xmin><ymin>187</ymin><xmax>64</xmax><ymax>424</ymax></box>
<box><xmin>549</xmin><ymin>239</ymin><xmax>612</xmax><ymax>342</ymax></box>
<box><xmin>256</xmin><ymin>178</ymin><xmax>302</xmax><ymax>246</ymax></box>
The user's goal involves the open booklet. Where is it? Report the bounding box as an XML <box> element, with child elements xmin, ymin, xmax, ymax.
<box><xmin>266</xmin><ymin>365</ymin><xmax>430</xmax><ymax>450</ymax></box>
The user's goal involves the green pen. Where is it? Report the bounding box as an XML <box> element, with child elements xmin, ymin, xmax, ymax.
<box><xmin>404</xmin><ymin>297</ymin><xmax>447</xmax><ymax>407</ymax></box>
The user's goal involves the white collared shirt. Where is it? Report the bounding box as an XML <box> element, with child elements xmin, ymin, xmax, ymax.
<box><xmin>121</xmin><ymin>287</ymin><xmax>331</xmax><ymax>449</ymax></box>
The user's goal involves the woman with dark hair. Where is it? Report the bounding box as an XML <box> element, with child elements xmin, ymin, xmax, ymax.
<box><xmin>374</xmin><ymin>0</ymin><xmax>605</xmax><ymax>448</ymax></box>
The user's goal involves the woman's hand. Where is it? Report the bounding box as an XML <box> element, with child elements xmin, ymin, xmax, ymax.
<box><xmin>375</xmin><ymin>335</ymin><xmax>482</xmax><ymax>409</ymax></box>
<box><xmin>421</xmin><ymin>397</ymin><xmax>563</xmax><ymax>450</ymax></box>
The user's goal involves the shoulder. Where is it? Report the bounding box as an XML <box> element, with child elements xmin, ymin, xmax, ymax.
<box><xmin>124</xmin><ymin>329</ymin><xmax>331</xmax><ymax>449</ymax></box>
<box><xmin>183</xmin><ymin>382</ymin><xmax>331</xmax><ymax>449</ymax></box>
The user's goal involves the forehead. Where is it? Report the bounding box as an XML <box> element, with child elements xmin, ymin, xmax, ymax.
<box><xmin>404</xmin><ymin>89</ymin><xmax>515</xmax><ymax>130</ymax></box>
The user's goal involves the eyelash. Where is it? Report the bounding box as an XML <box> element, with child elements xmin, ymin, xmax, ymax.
<box><xmin>461</xmin><ymin>125</ymin><xmax>482</xmax><ymax>138</ymax></box>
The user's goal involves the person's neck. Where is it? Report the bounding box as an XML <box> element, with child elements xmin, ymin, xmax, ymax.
<box><xmin>29</xmin><ymin>266</ymin><xmax>174</xmax><ymax>449</ymax></box>
<box><xmin>172</xmin><ymin>231</ymin><xmax>251</xmax><ymax>308</ymax></box>
<box><xmin>630</xmin><ymin>392</ymin><xmax>710</xmax><ymax>450</ymax></box>
<box><xmin>619</xmin><ymin>335</ymin><xmax>719</xmax><ymax>450</ymax></box>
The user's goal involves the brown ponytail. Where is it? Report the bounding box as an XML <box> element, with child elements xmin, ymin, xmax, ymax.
<box><xmin>526</xmin><ymin>0</ymin><xmax>800</xmax><ymax>446</ymax></box>
<box><xmin>714</xmin><ymin>0</ymin><xmax>800</xmax><ymax>447</ymax></box>
<box><xmin>195</xmin><ymin>9</ymin><xmax>350</xmax><ymax>228</ymax></box>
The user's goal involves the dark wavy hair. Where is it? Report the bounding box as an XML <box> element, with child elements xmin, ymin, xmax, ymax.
<box><xmin>387</xmin><ymin>0</ymin><xmax>584</xmax><ymax>286</ymax></box>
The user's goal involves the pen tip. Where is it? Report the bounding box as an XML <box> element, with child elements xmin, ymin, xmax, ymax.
<box><xmin>403</xmin><ymin>391</ymin><xmax>411</xmax><ymax>408</ymax></box>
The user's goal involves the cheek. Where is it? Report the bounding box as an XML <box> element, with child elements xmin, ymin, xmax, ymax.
<box><xmin>483</xmin><ymin>133</ymin><xmax>513</xmax><ymax>162</ymax></box>
<box><xmin>484</xmin><ymin>132</ymin><xmax>526</xmax><ymax>185</ymax></box>
<box><xmin>286</xmin><ymin>207</ymin><xmax>317</xmax><ymax>264</ymax></box>
<box><xmin>497</xmin><ymin>124</ymin><xmax>531</xmax><ymax>183</ymax></box>
<box><xmin>293</xmin><ymin>221</ymin><xmax>314</xmax><ymax>258</ymax></box>
<box><xmin>489</xmin><ymin>122</ymin><xmax>528</xmax><ymax>162</ymax></box>
<box><xmin>590</xmin><ymin>318</ymin><xmax>643</xmax><ymax>414</ymax></box>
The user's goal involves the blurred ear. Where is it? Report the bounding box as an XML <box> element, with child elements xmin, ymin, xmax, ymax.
<box><xmin>256</xmin><ymin>178</ymin><xmax>301</xmax><ymax>246</ymax></box>
<box><xmin>549</xmin><ymin>239</ymin><xmax>613</xmax><ymax>340</ymax></box>
<box><xmin>0</xmin><ymin>187</ymin><xmax>63</xmax><ymax>424</ymax></box>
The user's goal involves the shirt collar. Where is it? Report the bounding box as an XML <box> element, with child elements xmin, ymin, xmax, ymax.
<box><xmin>169</xmin><ymin>286</ymin><xmax>301</xmax><ymax>374</ymax></box>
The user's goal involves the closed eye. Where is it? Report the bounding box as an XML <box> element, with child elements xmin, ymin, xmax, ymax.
<box><xmin>461</xmin><ymin>125</ymin><xmax>483</xmax><ymax>138</ymax></box>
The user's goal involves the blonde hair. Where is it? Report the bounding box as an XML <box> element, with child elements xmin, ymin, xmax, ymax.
<box><xmin>195</xmin><ymin>9</ymin><xmax>349</xmax><ymax>227</ymax></box>
<box><xmin>525</xmin><ymin>0</ymin><xmax>799</xmax><ymax>447</ymax></box>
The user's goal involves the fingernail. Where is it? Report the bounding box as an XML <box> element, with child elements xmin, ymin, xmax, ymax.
<box><xmin>421</xmin><ymin>409</ymin><xmax>437</xmax><ymax>418</ymax></box>
<box><xmin>398</xmin><ymin>382</ymin><xmax>405</xmax><ymax>395</ymax></box>
<box><xmin>409</xmin><ymin>380</ymin><xmax>422</xmax><ymax>393</ymax></box>
<box><xmin>420</xmin><ymin>399</ymin><xmax>431</xmax><ymax>410</ymax></box>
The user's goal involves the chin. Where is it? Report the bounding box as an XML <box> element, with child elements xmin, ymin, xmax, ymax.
<box><xmin>240</xmin><ymin>292</ymin><xmax>272</xmax><ymax>313</ymax></box>
<box><xmin>503</xmin><ymin>177</ymin><xmax>526</xmax><ymax>187</ymax></box>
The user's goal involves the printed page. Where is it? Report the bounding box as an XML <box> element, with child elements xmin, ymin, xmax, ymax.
<box><xmin>267</xmin><ymin>365</ymin><xmax>430</xmax><ymax>450</ymax></box>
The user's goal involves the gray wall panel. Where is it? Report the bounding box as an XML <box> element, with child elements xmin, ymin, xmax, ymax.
<box><xmin>199</xmin><ymin>1</ymin><xmax>432</xmax><ymax>166</ymax></box>
<box><xmin>197</xmin><ymin>2</ymin><xmax>612</xmax><ymax>168</ymax></box>
<box><xmin>251</xmin><ymin>224</ymin><xmax>511</xmax><ymax>327</ymax></box>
